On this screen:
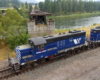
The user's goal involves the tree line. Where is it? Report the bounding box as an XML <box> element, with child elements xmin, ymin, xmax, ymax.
<box><xmin>39</xmin><ymin>0</ymin><xmax>100</xmax><ymax>15</ymax></box>
<box><xmin>0</xmin><ymin>0</ymin><xmax>20</xmax><ymax>7</ymax></box>
<box><xmin>0</xmin><ymin>0</ymin><xmax>33</xmax><ymax>18</ymax></box>
<box><xmin>14</xmin><ymin>2</ymin><xmax>33</xmax><ymax>18</ymax></box>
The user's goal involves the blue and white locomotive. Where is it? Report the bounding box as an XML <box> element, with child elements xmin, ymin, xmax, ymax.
<box><xmin>90</xmin><ymin>26</ymin><xmax>100</xmax><ymax>41</ymax></box>
<box><xmin>8</xmin><ymin>27</ymin><xmax>100</xmax><ymax>71</ymax></box>
<box><xmin>8</xmin><ymin>30</ymin><xmax>86</xmax><ymax>71</ymax></box>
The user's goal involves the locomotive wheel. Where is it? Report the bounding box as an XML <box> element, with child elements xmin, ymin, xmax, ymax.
<box><xmin>72</xmin><ymin>49</ymin><xmax>76</xmax><ymax>55</ymax></box>
<box><xmin>96</xmin><ymin>42</ymin><xmax>99</xmax><ymax>47</ymax></box>
<box><xmin>70</xmin><ymin>50</ymin><xmax>73</xmax><ymax>55</ymax></box>
<box><xmin>85</xmin><ymin>46</ymin><xmax>88</xmax><ymax>50</ymax></box>
<box><xmin>81</xmin><ymin>46</ymin><xmax>85</xmax><ymax>52</ymax></box>
<box><xmin>88</xmin><ymin>42</ymin><xmax>91</xmax><ymax>49</ymax></box>
<box><xmin>79</xmin><ymin>48</ymin><xmax>81</xmax><ymax>53</ymax></box>
<box><xmin>46</xmin><ymin>58</ymin><xmax>50</xmax><ymax>62</ymax></box>
<box><xmin>37</xmin><ymin>58</ymin><xmax>46</xmax><ymax>64</ymax></box>
<box><xmin>94</xmin><ymin>42</ymin><xmax>97</xmax><ymax>48</ymax></box>
<box><xmin>93</xmin><ymin>43</ymin><xmax>96</xmax><ymax>48</ymax></box>
<box><xmin>76</xmin><ymin>48</ymin><xmax>81</xmax><ymax>53</ymax></box>
<box><xmin>33</xmin><ymin>62</ymin><xmax>38</xmax><ymax>67</ymax></box>
<box><xmin>67</xmin><ymin>50</ymin><xmax>71</xmax><ymax>57</ymax></box>
<box><xmin>91</xmin><ymin>42</ymin><xmax>95</xmax><ymax>48</ymax></box>
<box><xmin>41</xmin><ymin>58</ymin><xmax>46</xmax><ymax>63</ymax></box>
<box><xmin>99</xmin><ymin>42</ymin><xmax>100</xmax><ymax>46</ymax></box>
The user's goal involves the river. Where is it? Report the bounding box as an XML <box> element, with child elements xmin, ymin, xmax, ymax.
<box><xmin>55</xmin><ymin>16</ymin><xmax>100</xmax><ymax>29</ymax></box>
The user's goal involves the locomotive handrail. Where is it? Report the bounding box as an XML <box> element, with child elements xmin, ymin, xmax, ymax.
<box><xmin>7</xmin><ymin>53</ymin><xmax>12</xmax><ymax>65</ymax></box>
<box><xmin>7</xmin><ymin>53</ymin><xmax>10</xmax><ymax>60</ymax></box>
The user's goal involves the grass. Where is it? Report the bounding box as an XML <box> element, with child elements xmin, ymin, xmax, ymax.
<box><xmin>55</xmin><ymin>28</ymin><xmax>74</xmax><ymax>33</ymax></box>
<box><xmin>0</xmin><ymin>41</ymin><xmax>15</xmax><ymax>61</ymax></box>
<box><xmin>47</xmin><ymin>12</ymin><xmax>100</xmax><ymax>20</ymax></box>
<box><xmin>55</xmin><ymin>23</ymin><xmax>100</xmax><ymax>37</ymax></box>
<box><xmin>93</xmin><ymin>23</ymin><xmax>97</xmax><ymax>26</ymax></box>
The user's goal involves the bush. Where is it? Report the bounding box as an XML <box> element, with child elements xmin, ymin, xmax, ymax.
<box><xmin>42</xmin><ymin>33</ymin><xmax>47</xmax><ymax>36</ymax></box>
<box><xmin>82</xmin><ymin>26</ymin><xmax>86</xmax><ymax>28</ymax></box>
<box><xmin>93</xmin><ymin>23</ymin><xmax>97</xmax><ymax>26</ymax></box>
<box><xmin>0</xmin><ymin>9</ymin><xmax>27</xmax><ymax>39</ymax></box>
<box><xmin>7</xmin><ymin>33</ymin><xmax>30</xmax><ymax>49</ymax></box>
<box><xmin>7</xmin><ymin>26</ymin><xmax>30</xmax><ymax>49</ymax></box>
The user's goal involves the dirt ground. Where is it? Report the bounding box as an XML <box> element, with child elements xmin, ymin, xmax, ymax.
<box><xmin>0</xmin><ymin>41</ymin><xmax>15</xmax><ymax>61</ymax></box>
<box><xmin>0</xmin><ymin>47</ymin><xmax>97</xmax><ymax>80</ymax></box>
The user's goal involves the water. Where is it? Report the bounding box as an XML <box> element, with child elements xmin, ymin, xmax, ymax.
<box><xmin>55</xmin><ymin>16</ymin><xmax>100</xmax><ymax>29</ymax></box>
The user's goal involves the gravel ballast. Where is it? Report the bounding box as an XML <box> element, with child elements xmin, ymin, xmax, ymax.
<box><xmin>1</xmin><ymin>48</ymin><xmax>100</xmax><ymax>80</ymax></box>
<box><xmin>0</xmin><ymin>59</ymin><xmax>9</xmax><ymax>69</ymax></box>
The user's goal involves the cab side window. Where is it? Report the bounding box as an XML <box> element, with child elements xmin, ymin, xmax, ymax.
<box><xmin>38</xmin><ymin>44</ymin><xmax>44</xmax><ymax>50</ymax></box>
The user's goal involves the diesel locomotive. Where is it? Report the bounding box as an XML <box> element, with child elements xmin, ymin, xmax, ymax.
<box><xmin>8</xmin><ymin>26</ymin><xmax>100</xmax><ymax>72</ymax></box>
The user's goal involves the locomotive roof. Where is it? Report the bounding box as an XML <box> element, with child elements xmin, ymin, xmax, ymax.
<box><xmin>91</xmin><ymin>26</ymin><xmax>100</xmax><ymax>32</ymax></box>
<box><xmin>95</xmin><ymin>26</ymin><xmax>100</xmax><ymax>29</ymax></box>
<box><xmin>29</xmin><ymin>30</ymin><xmax>86</xmax><ymax>45</ymax></box>
<box><xmin>29</xmin><ymin>37</ymin><xmax>47</xmax><ymax>46</ymax></box>
<box><xmin>16</xmin><ymin>30</ymin><xmax>86</xmax><ymax>50</ymax></box>
<box><xmin>44</xmin><ymin>30</ymin><xmax>85</xmax><ymax>41</ymax></box>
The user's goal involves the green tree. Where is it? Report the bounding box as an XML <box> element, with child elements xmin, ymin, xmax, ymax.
<box><xmin>54</xmin><ymin>0</ymin><xmax>57</xmax><ymax>14</ymax></box>
<box><xmin>25</xmin><ymin>1</ymin><xmax>28</xmax><ymax>9</ymax></box>
<box><xmin>39</xmin><ymin>0</ymin><xmax>100</xmax><ymax>15</ymax></box>
<box><xmin>39</xmin><ymin>2</ymin><xmax>44</xmax><ymax>11</ymax></box>
<box><xmin>21</xmin><ymin>3</ymin><xmax>25</xmax><ymax>10</ymax></box>
<box><xmin>29</xmin><ymin>4</ymin><xmax>33</xmax><ymax>11</ymax></box>
<box><xmin>0</xmin><ymin>0</ymin><xmax>20</xmax><ymax>7</ymax></box>
<box><xmin>34</xmin><ymin>3</ymin><xmax>39</xmax><ymax>9</ymax></box>
<box><xmin>72</xmin><ymin>0</ymin><xmax>77</xmax><ymax>13</ymax></box>
<box><xmin>0</xmin><ymin>9</ymin><xmax>27</xmax><ymax>39</ymax></box>
<box><xmin>68</xmin><ymin>0</ymin><xmax>72</xmax><ymax>14</ymax></box>
<box><xmin>14</xmin><ymin>6</ymin><xmax>19</xmax><ymax>13</ymax></box>
<box><xmin>58</xmin><ymin>2</ymin><xmax>62</xmax><ymax>15</ymax></box>
<box><xmin>9</xmin><ymin>3</ymin><xmax>12</xmax><ymax>7</ymax></box>
<box><xmin>5</xmin><ymin>9</ymin><xmax>24</xmax><ymax>26</ymax></box>
<box><xmin>44</xmin><ymin>0</ymin><xmax>51</xmax><ymax>12</ymax></box>
<box><xmin>7</xmin><ymin>26</ymin><xmax>30</xmax><ymax>49</ymax></box>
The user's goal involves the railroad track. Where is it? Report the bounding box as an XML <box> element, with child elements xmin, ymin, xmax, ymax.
<box><xmin>0</xmin><ymin>67</ymin><xmax>12</xmax><ymax>79</ymax></box>
<box><xmin>0</xmin><ymin>46</ymin><xmax>96</xmax><ymax>80</ymax></box>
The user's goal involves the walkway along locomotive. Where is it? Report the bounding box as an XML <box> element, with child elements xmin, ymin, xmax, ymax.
<box><xmin>8</xmin><ymin>26</ymin><xmax>100</xmax><ymax>72</ymax></box>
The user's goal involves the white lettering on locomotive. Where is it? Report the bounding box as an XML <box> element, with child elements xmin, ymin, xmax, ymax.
<box><xmin>73</xmin><ymin>38</ymin><xmax>81</xmax><ymax>44</ymax></box>
<box><xmin>36</xmin><ymin>50</ymin><xmax>46</xmax><ymax>54</ymax></box>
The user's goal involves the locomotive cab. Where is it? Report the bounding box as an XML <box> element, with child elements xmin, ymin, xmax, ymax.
<box><xmin>90</xmin><ymin>26</ymin><xmax>100</xmax><ymax>41</ymax></box>
<box><xmin>29</xmin><ymin>37</ymin><xmax>47</xmax><ymax>52</ymax></box>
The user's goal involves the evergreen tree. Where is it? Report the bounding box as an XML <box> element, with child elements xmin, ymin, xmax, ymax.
<box><xmin>29</xmin><ymin>4</ymin><xmax>33</xmax><ymax>11</ymax></box>
<box><xmin>14</xmin><ymin>6</ymin><xmax>19</xmax><ymax>12</ymax></box>
<box><xmin>34</xmin><ymin>4</ymin><xmax>38</xmax><ymax>9</ymax></box>
<box><xmin>25</xmin><ymin>2</ymin><xmax>28</xmax><ymax>9</ymax></box>
<box><xmin>38</xmin><ymin>0</ymin><xmax>100</xmax><ymax>15</ymax></box>
<box><xmin>54</xmin><ymin>0</ymin><xmax>57</xmax><ymax>14</ymax></box>
<box><xmin>39</xmin><ymin>2</ymin><xmax>44</xmax><ymax>11</ymax></box>
<box><xmin>68</xmin><ymin>0</ymin><xmax>72</xmax><ymax>14</ymax></box>
<box><xmin>58</xmin><ymin>1</ymin><xmax>62</xmax><ymax>15</ymax></box>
